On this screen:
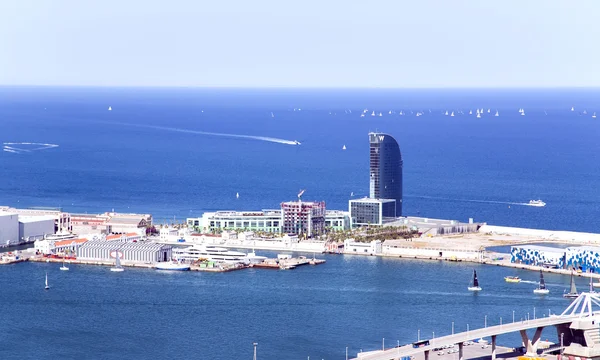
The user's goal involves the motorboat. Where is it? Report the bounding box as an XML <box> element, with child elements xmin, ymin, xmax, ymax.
<box><xmin>528</xmin><ymin>200</ymin><xmax>546</xmax><ymax>207</ymax></box>
<box><xmin>504</xmin><ymin>276</ymin><xmax>521</xmax><ymax>283</ymax></box>
<box><xmin>155</xmin><ymin>261</ymin><xmax>190</xmax><ymax>271</ymax></box>
<box><xmin>534</xmin><ymin>270</ymin><xmax>549</xmax><ymax>295</ymax></box>
<box><xmin>110</xmin><ymin>252</ymin><xmax>125</xmax><ymax>272</ymax></box>
<box><xmin>468</xmin><ymin>270</ymin><xmax>482</xmax><ymax>292</ymax></box>
<box><xmin>563</xmin><ymin>272</ymin><xmax>578</xmax><ymax>298</ymax></box>
<box><xmin>294</xmin><ymin>140</ymin><xmax>301</xmax><ymax>145</ymax></box>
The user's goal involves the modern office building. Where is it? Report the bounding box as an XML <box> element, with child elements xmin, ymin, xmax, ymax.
<box><xmin>349</xmin><ymin>198</ymin><xmax>396</xmax><ymax>226</ymax></box>
<box><xmin>369</xmin><ymin>132</ymin><xmax>403</xmax><ymax>216</ymax></box>
<box><xmin>281</xmin><ymin>200</ymin><xmax>326</xmax><ymax>238</ymax></box>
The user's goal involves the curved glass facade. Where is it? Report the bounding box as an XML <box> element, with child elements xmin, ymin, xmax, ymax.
<box><xmin>369</xmin><ymin>132</ymin><xmax>403</xmax><ymax>216</ymax></box>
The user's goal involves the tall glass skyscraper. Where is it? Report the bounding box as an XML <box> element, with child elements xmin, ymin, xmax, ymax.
<box><xmin>369</xmin><ymin>132</ymin><xmax>403</xmax><ymax>216</ymax></box>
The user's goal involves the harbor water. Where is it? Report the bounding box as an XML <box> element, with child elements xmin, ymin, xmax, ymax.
<box><xmin>0</xmin><ymin>253</ymin><xmax>588</xmax><ymax>360</ymax></box>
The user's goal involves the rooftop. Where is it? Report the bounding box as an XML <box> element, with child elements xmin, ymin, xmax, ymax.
<box><xmin>18</xmin><ymin>215</ymin><xmax>56</xmax><ymax>223</ymax></box>
<box><xmin>349</xmin><ymin>197</ymin><xmax>395</xmax><ymax>204</ymax></box>
<box><xmin>54</xmin><ymin>238</ymin><xmax>88</xmax><ymax>247</ymax></box>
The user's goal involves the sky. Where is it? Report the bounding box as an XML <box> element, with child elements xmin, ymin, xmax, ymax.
<box><xmin>1</xmin><ymin>0</ymin><xmax>599</xmax><ymax>88</ymax></box>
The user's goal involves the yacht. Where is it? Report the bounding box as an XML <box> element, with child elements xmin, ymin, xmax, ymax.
<box><xmin>468</xmin><ymin>270</ymin><xmax>482</xmax><ymax>292</ymax></box>
<box><xmin>246</xmin><ymin>250</ymin><xmax>267</xmax><ymax>265</ymax></box>
<box><xmin>528</xmin><ymin>200</ymin><xmax>546</xmax><ymax>207</ymax></box>
<box><xmin>173</xmin><ymin>245</ymin><xmax>249</xmax><ymax>264</ymax></box>
<box><xmin>504</xmin><ymin>276</ymin><xmax>521</xmax><ymax>283</ymax></box>
<box><xmin>155</xmin><ymin>261</ymin><xmax>190</xmax><ymax>271</ymax></box>
<box><xmin>45</xmin><ymin>231</ymin><xmax>76</xmax><ymax>241</ymax></box>
<box><xmin>534</xmin><ymin>270</ymin><xmax>549</xmax><ymax>295</ymax></box>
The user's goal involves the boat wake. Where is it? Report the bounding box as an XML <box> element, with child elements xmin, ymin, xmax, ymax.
<box><xmin>3</xmin><ymin>142</ymin><xmax>59</xmax><ymax>154</ymax></box>
<box><xmin>406</xmin><ymin>195</ymin><xmax>531</xmax><ymax>207</ymax></box>
<box><xmin>100</xmin><ymin>122</ymin><xmax>300</xmax><ymax>146</ymax></box>
<box><xmin>519</xmin><ymin>280</ymin><xmax>539</xmax><ymax>285</ymax></box>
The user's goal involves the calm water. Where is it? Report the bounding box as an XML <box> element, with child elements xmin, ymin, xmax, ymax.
<box><xmin>1</xmin><ymin>87</ymin><xmax>600</xmax><ymax>231</ymax></box>
<box><xmin>0</xmin><ymin>254</ymin><xmax>585</xmax><ymax>360</ymax></box>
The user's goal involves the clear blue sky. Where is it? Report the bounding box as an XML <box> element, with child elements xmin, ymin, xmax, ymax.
<box><xmin>1</xmin><ymin>0</ymin><xmax>598</xmax><ymax>88</ymax></box>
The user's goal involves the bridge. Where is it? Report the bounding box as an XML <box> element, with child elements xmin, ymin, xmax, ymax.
<box><xmin>354</xmin><ymin>292</ymin><xmax>600</xmax><ymax>360</ymax></box>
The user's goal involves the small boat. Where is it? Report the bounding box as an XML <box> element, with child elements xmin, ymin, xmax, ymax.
<box><xmin>342</xmin><ymin>145</ymin><xmax>346</xmax><ymax>150</ymax></box>
<box><xmin>504</xmin><ymin>276</ymin><xmax>521</xmax><ymax>283</ymax></box>
<box><xmin>468</xmin><ymin>270</ymin><xmax>482</xmax><ymax>292</ymax></box>
<box><xmin>583</xmin><ymin>110</ymin><xmax>588</xmax><ymax>115</ymax></box>
<box><xmin>110</xmin><ymin>252</ymin><xmax>125</xmax><ymax>272</ymax></box>
<box><xmin>593</xmin><ymin>112</ymin><xmax>597</xmax><ymax>119</ymax></box>
<box><xmin>236</xmin><ymin>192</ymin><xmax>240</xmax><ymax>199</ymax></box>
<box><xmin>533</xmin><ymin>270</ymin><xmax>549</xmax><ymax>295</ymax></box>
<box><xmin>271</xmin><ymin>112</ymin><xmax>274</xmax><ymax>118</ymax></box>
<box><xmin>445</xmin><ymin>110</ymin><xmax>449</xmax><ymax>116</ymax></box>
<box><xmin>108</xmin><ymin>106</ymin><xmax>112</xmax><ymax>111</ymax></box>
<box><xmin>378</xmin><ymin>112</ymin><xmax>382</xmax><ymax>117</ymax></box>
<box><xmin>495</xmin><ymin>110</ymin><xmax>499</xmax><ymax>117</ymax></box>
<box><xmin>521</xmin><ymin>110</ymin><xmax>525</xmax><ymax>116</ymax></box>
<box><xmin>360</xmin><ymin>113</ymin><xmax>365</xmax><ymax>117</ymax></box>
<box><xmin>59</xmin><ymin>258</ymin><xmax>69</xmax><ymax>271</ymax></box>
<box><xmin>476</xmin><ymin>113</ymin><xmax>481</xmax><ymax>119</ymax></box>
<box><xmin>155</xmin><ymin>261</ymin><xmax>190</xmax><ymax>271</ymax></box>
<box><xmin>44</xmin><ymin>272</ymin><xmax>50</xmax><ymax>290</ymax></box>
<box><xmin>450</xmin><ymin>111</ymin><xmax>455</xmax><ymax>117</ymax></box>
<box><xmin>571</xmin><ymin>106</ymin><xmax>575</xmax><ymax>112</ymax></box>
<box><xmin>487</xmin><ymin>109</ymin><xmax>491</xmax><ymax>113</ymax></box>
<box><xmin>469</xmin><ymin>110</ymin><xmax>473</xmax><ymax>115</ymax></box>
<box><xmin>563</xmin><ymin>272</ymin><xmax>578</xmax><ymax>298</ymax></box>
<box><xmin>528</xmin><ymin>199</ymin><xmax>546</xmax><ymax>207</ymax></box>
<box><xmin>371</xmin><ymin>111</ymin><xmax>375</xmax><ymax>117</ymax></box>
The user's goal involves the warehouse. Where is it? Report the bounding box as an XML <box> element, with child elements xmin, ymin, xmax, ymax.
<box><xmin>0</xmin><ymin>213</ymin><xmax>19</xmax><ymax>246</ymax></box>
<box><xmin>19</xmin><ymin>216</ymin><xmax>55</xmax><ymax>243</ymax></box>
<box><xmin>77</xmin><ymin>241</ymin><xmax>171</xmax><ymax>264</ymax></box>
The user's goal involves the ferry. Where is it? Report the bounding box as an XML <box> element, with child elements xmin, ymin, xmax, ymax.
<box><xmin>155</xmin><ymin>261</ymin><xmax>190</xmax><ymax>271</ymax></box>
<box><xmin>173</xmin><ymin>245</ymin><xmax>249</xmax><ymax>264</ymax></box>
<box><xmin>504</xmin><ymin>276</ymin><xmax>521</xmax><ymax>283</ymax></box>
<box><xmin>528</xmin><ymin>200</ymin><xmax>546</xmax><ymax>207</ymax></box>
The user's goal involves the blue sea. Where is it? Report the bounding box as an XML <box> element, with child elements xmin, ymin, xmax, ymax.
<box><xmin>0</xmin><ymin>254</ymin><xmax>583</xmax><ymax>360</ymax></box>
<box><xmin>1</xmin><ymin>87</ymin><xmax>600</xmax><ymax>359</ymax></box>
<box><xmin>1</xmin><ymin>87</ymin><xmax>599</xmax><ymax>231</ymax></box>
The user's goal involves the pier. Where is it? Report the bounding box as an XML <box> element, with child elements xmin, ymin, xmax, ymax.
<box><xmin>353</xmin><ymin>292</ymin><xmax>600</xmax><ymax>360</ymax></box>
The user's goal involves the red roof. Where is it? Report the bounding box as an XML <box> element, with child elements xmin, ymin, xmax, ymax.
<box><xmin>54</xmin><ymin>238</ymin><xmax>88</xmax><ymax>247</ymax></box>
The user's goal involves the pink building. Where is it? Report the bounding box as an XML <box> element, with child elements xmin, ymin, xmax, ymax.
<box><xmin>280</xmin><ymin>200</ymin><xmax>325</xmax><ymax>238</ymax></box>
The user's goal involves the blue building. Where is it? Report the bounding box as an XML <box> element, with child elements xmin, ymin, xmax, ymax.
<box><xmin>510</xmin><ymin>245</ymin><xmax>566</xmax><ymax>268</ymax></box>
<box><xmin>369</xmin><ymin>132</ymin><xmax>403</xmax><ymax>216</ymax></box>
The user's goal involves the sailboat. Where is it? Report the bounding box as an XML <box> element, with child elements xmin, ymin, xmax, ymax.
<box><xmin>521</xmin><ymin>110</ymin><xmax>526</xmax><ymax>116</ymax></box>
<box><xmin>450</xmin><ymin>111</ymin><xmax>455</xmax><ymax>117</ymax></box>
<box><xmin>44</xmin><ymin>272</ymin><xmax>50</xmax><ymax>290</ymax></box>
<box><xmin>571</xmin><ymin>106</ymin><xmax>575</xmax><ymax>112</ymax></box>
<box><xmin>342</xmin><ymin>145</ymin><xmax>346</xmax><ymax>150</ymax></box>
<box><xmin>495</xmin><ymin>110</ymin><xmax>499</xmax><ymax>117</ymax></box>
<box><xmin>236</xmin><ymin>192</ymin><xmax>240</xmax><ymax>199</ymax></box>
<box><xmin>469</xmin><ymin>110</ymin><xmax>473</xmax><ymax>115</ymax></box>
<box><xmin>593</xmin><ymin>112</ymin><xmax>597</xmax><ymax>119</ymax></box>
<box><xmin>110</xmin><ymin>251</ymin><xmax>125</xmax><ymax>272</ymax></box>
<box><xmin>468</xmin><ymin>270</ymin><xmax>482</xmax><ymax>291</ymax></box>
<box><xmin>533</xmin><ymin>270</ymin><xmax>549</xmax><ymax>294</ymax></box>
<box><xmin>444</xmin><ymin>110</ymin><xmax>449</xmax><ymax>116</ymax></box>
<box><xmin>563</xmin><ymin>272</ymin><xmax>578</xmax><ymax>298</ymax></box>
<box><xmin>108</xmin><ymin>106</ymin><xmax>112</xmax><ymax>111</ymax></box>
<box><xmin>60</xmin><ymin>257</ymin><xmax>69</xmax><ymax>271</ymax></box>
<box><xmin>476</xmin><ymin>113</ymin><xmax>481</xmax><ymax>119</ymax></box>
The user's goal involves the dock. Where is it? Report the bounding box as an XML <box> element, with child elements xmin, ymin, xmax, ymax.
<box><xmin>253</xmin><ymin>256</ymin><xmax>326</xmax><ymax>270</ymax></box>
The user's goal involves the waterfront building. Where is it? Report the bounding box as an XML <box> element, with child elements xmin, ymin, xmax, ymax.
<box><xmin>71</xmin><ymin>213</ymin><xmax>110</xmax><ymax>234</ymax></box>
<box><xmin>54</xmin><ymin>238</ymin><xmax>89</xmax><ymax>255</ymax></box>
<box><xmin>18</xmin><ymin>216</ymin><xmax>55</xmax><ymax>243</ymax></box>
<box><xmin>0</xmin><ymin>213</ymin><xmax>19</xmax><ymax>246</ymax></box>
<box><xmin>0</xmin><ymin>206</ymin><xmax>71</xmax><ymax>233</ymax></box>
<box><xmin>77</xmin><ymin>241</ymin><xmax>171</xmax><ymax>263</ymax></box>
<box><xmin>324</xmin><ymin>210</ymin><xmax>351</xmax><ymax>231</ymax></box>
<box><xmin>281</xmin><ymin>200</ymin><xmax>326</xmax><ymax>238</ymax></box>
<box><xmin>566</xmin><ymin>246</ymin><xmax>600</xmax><ymax>272</ymax></box>
<box><xmin>369</xmin><ymin>132</ymin><xmax>403</xmax><ymax>216</ymax></box>
<box><xmin>343</xmin><ymin>239</ymin><xmax>382</xmax><ymax>255</ymax></box>
<box><xmin>510</xmin><ymin>245</ymin><xmax>566</xmax><ymax>268</ymax></box>
<box><xmin>349</xmin><ymin>198</ymin><xmax>396</xmax><ymax>227</ymax></box>
<box><xmin>189</xmin><ymin>210</ymin><xmax>283</xmax><ymax>234</ymax></box>
<box><xmin>71</xmin><ymin>212</ymin><xmax>152</xmax><ymax>235</ymax></box>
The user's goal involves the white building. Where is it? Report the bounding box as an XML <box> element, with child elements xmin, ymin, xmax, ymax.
<box><xmin>19</xmin><ymin>216</ymin><xmax>55</xmax><ymax>243</ymax></box>
<box><xmin>159</xmin><ymin>227</ymin><xmax>179</xmax><ymax>241</ymax></box>
<box><xmin>0</xmin><ymin>213</ymin><xmax>19</xmax><ymax>246</ymax></box>
<box><xmin>343</xmin><ymin>239</ymin><xmax>382</xmax><ymax>255</ymax></box>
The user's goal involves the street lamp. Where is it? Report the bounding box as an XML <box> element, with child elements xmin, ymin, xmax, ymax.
<box><xmin>500</xmin><ymin>317</ymin><xmax>502</xmax><ymax>326</ymax></box>
<box><xmin>534</xmin><ymin>307</ymin><xmax>536</xmax><ymax>320</ymax></box>
<box><xmin>253</xmin><ymin>342</ymin><xmax>258</xmax><ymax>360</ymax></box>
<box><xmin>485</xmin><ymin>315</ymin><xmax>487</xmax><ymax>328</ymax></box>
<box><xmin>561</xmin><ymin>333</ymin><xmax>564</xmax><ymax>357</ymax></box>
<box><xmin>452</xmin><ymin>321</ymin><xmax>455</xmax><ymax>335</ymax></box>
<box><xmin>418</xmin><ymin>329</ymin><xmax>421</xmax><ymax>342</ymax></box>
<box><xmin>383</xmin><ymin>338</ymin><xmax>385</xmax><ymax>351</ymax></box>
<box><xmin>513</xmin><ymin>310</ymin><xmax>515</xmax><ymax>323</ymax></box>
<box><xmin>346</xmin><ymin>346</ymin><xmax>348</xmax><ymax>360</ymax></box>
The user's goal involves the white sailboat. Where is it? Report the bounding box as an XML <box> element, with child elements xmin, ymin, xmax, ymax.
<box><xmin>468</xmin><ymin>270</ymin><xmax>482</xmax><ymax>291</ymax></box>
<box><xmin>521</xmin><ymin>110</ymin><xmax>526</xmax><ymax>116</ymax></box>
<box><xmin>563</xmin><ymin>271</ymin><xmax>578</xmax><ymax>298</ymax></box>
<box><xmin>110</xmin><ymin>251</ymin><xmax>125</xmax><ymax>272</ymax></box>
<box><xmin>378</xmin><ymin>112</ymin><xmax>383</xmax><ymax>117</ymax></box>
<box><xmin>271</xmin><ymin>112</ymin><xmax>275</xmax><ymax>118</ymax></box>
<box><xmin>45</xmin><ymin>272</ymin><xmax>50</xmax><ymax>290</ymax></box>
<box><xmin>593</xmin><ymin>112</ymin><xmax>597</xmax><ymax>119</ymax></box>
<box><xmin>444</xmin><ymin>110</ymin><xmax>449</xmax><ymax>116</ymax></box>
<box><xmin>533</xmin><ymin>270</ymin><xmax>549</xmax><ymax>294</ymax></box>
<box><xmin>60</xmin><ymin>257</ymin><xmax>69</xmax><ymax>271</ymax></box>
<box><xmin>450</xmin><ymin>111</ymin><xmax>455</xmax><ymax>117</ymax></box>
<box><xmin>476</xmin><ymin>113</ymin><xmax>481</xmax><ymax>119</ymax></box>
<box><xmin>487</xmin><ymin>109</ymin><xmax>491</xmax><ymax>113</ymax></box>
<box><xmin>371</xmin><ymin>111</ymin><xmax>376</xmax><ymax>117</ymax></box>
<box><xmin>571</xmin><ymin>106</ymin><xmax>575</xmax><ymax>112</ymax></box>
<box><xmin>342</xmin><ymin>145</ymin><xmax>346</xmax><ymax>150</ymax></box>
<box><xmin>236</xmin><ymin>192</ymin><xmax>240</xmax><ymax>199</ymax></box>
<box><xmin>108</xmin><ymin>106</ymin><xmax>112</xmax><ymax>111</ymax></box>
<box><xmin>495</xmin><ymin>110</ymin><xmax>499</xmax><ymax>117</ymax></box>
<box><xmin>469</xmin><ymin>110</ymin><xmax>473</xmax><ymax>115</ymax></box>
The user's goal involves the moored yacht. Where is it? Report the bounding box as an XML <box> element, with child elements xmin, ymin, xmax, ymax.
<box><xmin>173</xmin><ymin>245</ymin><xmax>249</xmax><ymax>264</ymax></box>
<box><xmin>155</xmin><ymin>261</ymin><xmax>190</xmax><ymax>271</ymax></box>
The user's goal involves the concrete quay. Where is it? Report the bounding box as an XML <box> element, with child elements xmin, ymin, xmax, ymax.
<box><xmin>29</xmin><ymin>256</ymin><xmax>155</xmax><ymax>269</ymax></box>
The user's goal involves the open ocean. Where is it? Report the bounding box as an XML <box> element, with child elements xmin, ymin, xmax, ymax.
<box><xmin>1</xmin><ymin>87</ymin><xmax>600</xmax><ymax>359</ymax></box>
<box><xmin>1</xmin><ymin>87</ymin><xmax>599</xmax><ymax>231</ymax></box>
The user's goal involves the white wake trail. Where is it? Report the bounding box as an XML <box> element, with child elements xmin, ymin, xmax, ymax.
<box><xmin>100</xmin><ymin>122</ymin><xmax>299</xmax><ymax>146</ymax></box>
<box><xmin>407</xmin><ymin>195</ymin><xmax>530</xmax><ymax>207</ymax></box>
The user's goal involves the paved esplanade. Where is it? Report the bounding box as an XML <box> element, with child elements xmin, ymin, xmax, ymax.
<box><xmin>354</xmin><ymin>292</ymin><xmax>600</xmax><ymax>360</ymax></box>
